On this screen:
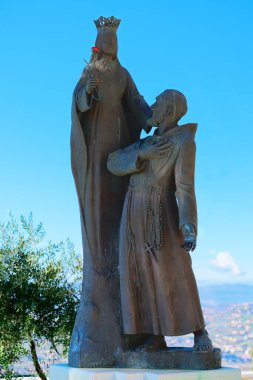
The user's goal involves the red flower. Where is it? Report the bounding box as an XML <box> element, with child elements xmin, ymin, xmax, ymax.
<box><xmin>92</xmin><ymin>46</ymin><xmax>100</xmax><ymax>53</ymax></box>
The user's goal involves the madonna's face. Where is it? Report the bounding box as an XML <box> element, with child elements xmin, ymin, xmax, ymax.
<box><xmin>101</xmin><ymin>32</ymin><xmax>117</xmax><ymax>56</ymax></box>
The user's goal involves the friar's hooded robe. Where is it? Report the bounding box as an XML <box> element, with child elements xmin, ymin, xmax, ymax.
<box><xmin>69</xmin><ymin>61</ymin><xmax>152</xmax><ymax>366</ymax></box>
<box><xmin>107</xmin><ymin>123</ymin><xmax>205</xmax><ymax>336</ymax></box>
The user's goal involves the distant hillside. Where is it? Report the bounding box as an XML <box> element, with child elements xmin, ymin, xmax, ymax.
<box><xmin>199</xmin><ymin>284</ymin><xmax>253</xmax><ymax>308</ymax></box>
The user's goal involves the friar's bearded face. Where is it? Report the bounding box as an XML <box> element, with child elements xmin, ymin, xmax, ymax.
<box><xmin>147</xmin><ymin>95</ymin><xmax>167</xmax><ymax>128</ymax></box>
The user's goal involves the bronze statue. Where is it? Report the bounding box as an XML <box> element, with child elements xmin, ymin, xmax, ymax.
<box><xmin>69</xmin><ymin>15</ymin><xmax>221</xmax><ymax>369</ymax></box>
<box><xmin>107</xmin><ymin>89</ymin><xmax>213</xmax><ymax>352</ymax></box>
<box><xmin>69</xmin><ymin>16</ymin><xmax>152</xmax><ymax>367</ymax></box>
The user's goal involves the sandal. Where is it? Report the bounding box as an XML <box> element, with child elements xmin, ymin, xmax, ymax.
<box><xmin>193</xmin><ymin>333</ymin><xmax>213</xmax><ymax>352</ymax></box>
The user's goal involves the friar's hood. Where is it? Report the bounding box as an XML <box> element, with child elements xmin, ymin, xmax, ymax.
<box><xmin>154</xmin><ymin>123</ymin><xmax>198</xmax><ymax>139</ymax></box>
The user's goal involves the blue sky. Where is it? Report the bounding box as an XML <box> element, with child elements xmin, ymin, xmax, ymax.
<box><xmin>0</xmin><ymin>0</ymin><xmax>253</xmax><ymax>285</ymax></box>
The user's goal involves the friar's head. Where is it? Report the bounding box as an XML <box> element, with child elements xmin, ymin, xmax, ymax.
<box><xmin>147</xmin><ymin>90</ymin><xmax>188</xmax><ymax>130</ymax></box>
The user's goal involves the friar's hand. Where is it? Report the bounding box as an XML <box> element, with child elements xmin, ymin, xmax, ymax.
<box><xmin>138</xmin><ymin>138</ymin><xmax>174</xmax><ymax>161</ymax></box>
<box><xmin>181</xmin><ymin>223</ymin><xmax>197</xmax><ymax>252</ymax></box>
<box><xmin>86</xmin><ymin>77</ymin><xmax>99</xmax><ymax>95</ymax></box>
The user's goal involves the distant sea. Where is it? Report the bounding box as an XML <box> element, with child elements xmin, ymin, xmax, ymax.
<box><xmin>199</xmin><ymin>284</ymin><xmax>253</xmax><ymax>308</ymax></box>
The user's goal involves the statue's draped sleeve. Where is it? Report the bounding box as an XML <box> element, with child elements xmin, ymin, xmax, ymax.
<box><xmin>107</xmin><ymin>141</ymin><xmax>145</xmax><ymax>176</ymax></box>
<box><xmin>122</xmin><ymin>68</ymin><xmax>152</xmax><ymax>138</ymax></box>
<box><xmin>175</xmin><ymin>137</ymin><xmax>198</xmax><ymax>234</ymax></box>
<box><xmin>70</xmin><ymin>69</ymin><xmax>90</xmax><ymax>250</ymax></box>
<box><xmin>75</xmin><ymin>68</ymin><xmax>93</xmax><ymax>112</ymax></box>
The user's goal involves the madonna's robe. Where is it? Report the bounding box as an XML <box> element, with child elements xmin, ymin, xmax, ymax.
<box><xmin>69</xmin><ymin>62</ymin><xmax>152</xmax><ymax>367</ymax></box>
<box><xmin>107</xmin><ymin>123</ymin><xmax>205</xmax><ymax>336</ymax></box>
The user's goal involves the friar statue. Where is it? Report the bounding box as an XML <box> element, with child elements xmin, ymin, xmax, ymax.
<box><xmin>107</xmin><ymin>89</ymin><xmax>213</xmax><ymax>352</ymax></box>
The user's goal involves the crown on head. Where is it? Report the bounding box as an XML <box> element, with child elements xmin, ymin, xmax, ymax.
<box><xmin>94</xmin><ymin>16</ymin><xmax>121</xmax><ymax>31</ymax></box>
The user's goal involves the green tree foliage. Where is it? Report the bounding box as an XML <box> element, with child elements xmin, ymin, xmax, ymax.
<box><xmin>0</xmin><ymin>213</ymin><xmax>82</xmax><ymax>379</ymax></box>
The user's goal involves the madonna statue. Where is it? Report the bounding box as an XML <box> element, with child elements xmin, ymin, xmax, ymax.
<box><xmin>69</xmin><ymin>16</ymin><xmax>152</xmax><ymax>367</ymax></box>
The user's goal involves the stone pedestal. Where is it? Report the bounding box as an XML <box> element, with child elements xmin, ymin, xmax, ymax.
<box><xmin>68</xmin><ymin>347</ymin><xmax>221</xmax><ymax>370</ymax></box>
<box><xmin>118</xmin><ymin>348</ymin><xmax>221</xmax><ymax>370</ymax></box>
<box><xmin>50</xmin><ymin>364</ymin><xmax>241</xmax><ymax>380</ymax></box>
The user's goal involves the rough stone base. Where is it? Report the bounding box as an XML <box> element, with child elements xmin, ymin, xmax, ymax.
<box><xmin>69</xmin><ymin>348</ymin><xmax>222</xmax><ymax>370</ymax></box>
<box><xmin>50</xmin><ymin>365</ymin><xmax>241</xmax><ymax>380</ymax></box>
<box><xmin>119</xmin><ymin>348</ymin><xmax>221</xmax><ymax>370</ymax></box>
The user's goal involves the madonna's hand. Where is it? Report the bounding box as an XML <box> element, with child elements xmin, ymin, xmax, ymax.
<box><xmin>86</xmin><ymin>77</ymin><xmax>99</xmax><ymax>95</ymax></box>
